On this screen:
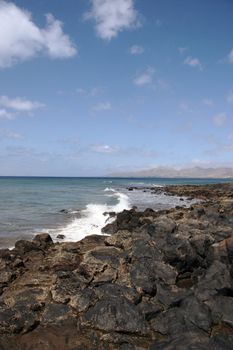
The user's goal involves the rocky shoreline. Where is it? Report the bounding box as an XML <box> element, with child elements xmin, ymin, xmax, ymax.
<box><xmin>0</xmin><ymin>183</ymin><xmax>233</xmax><ymax>349</ymax></box>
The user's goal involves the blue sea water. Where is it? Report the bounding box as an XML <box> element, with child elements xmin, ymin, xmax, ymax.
<box><xmin>0</xmin><ymin>176</ymin><xmax>232</xmax><ymax>248</ymax></box>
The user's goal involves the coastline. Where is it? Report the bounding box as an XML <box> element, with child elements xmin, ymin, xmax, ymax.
<box><xmin>0</xmin><ymin>177</ymin><xmax>206</xmax><ymax>250</ymax></box>
<box><xmin>0</xmin><ymin>183</ymin><xmax>233</xmax><ymax>349</ymax></box>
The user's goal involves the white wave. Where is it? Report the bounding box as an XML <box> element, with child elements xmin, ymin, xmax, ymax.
<box><xmin>104</xmin><ymin>187</ymin><xmax>116</xmax><ymax>192</ymax></box>
<box><xmin>50</xmin><ymin>189</ymin><xmax>130</xmax><ymax>242</ymax></box>
<box><xmin>70</xmin><ymin>209</ymin><xmax>81</xmax><ymax>214</ymax></box>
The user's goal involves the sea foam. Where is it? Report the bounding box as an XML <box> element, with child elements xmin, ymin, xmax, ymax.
<box><xmin>52</xmin><ymin>189</ymin><xmax>130</xmax><ymax>242</ymax></box>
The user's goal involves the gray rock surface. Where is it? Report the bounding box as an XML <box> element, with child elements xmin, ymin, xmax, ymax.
<box><xmin>0</xmin><ymin>183</ymin><xmax>233</xmax><ymax>349</ymax></box>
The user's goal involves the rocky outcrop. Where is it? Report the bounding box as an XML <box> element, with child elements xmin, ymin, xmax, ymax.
<box><xmin>0</xmin><ymin>184</ymin><xmax>233</xmax><ymax>349</ymax></box>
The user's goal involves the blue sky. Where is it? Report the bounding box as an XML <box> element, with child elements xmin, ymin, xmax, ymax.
<box><xmin>0</xmin><ymin>0</ymin><xmax>232</xmax><ymax>176</ymax></box>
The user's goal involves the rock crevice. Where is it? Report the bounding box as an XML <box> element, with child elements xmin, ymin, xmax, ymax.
<box><xmin>0</xmin><ymin>184</ymin><xmax>233</xmax><ymax>349</ymax></box>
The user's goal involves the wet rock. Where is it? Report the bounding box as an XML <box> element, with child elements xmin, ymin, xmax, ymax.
<box><xmin>56</xmin><ymin>234</ymin><xmax>65</xmax><ymax>240</ymax></box>
<box><xmin>0</xmin><ymin>183</ymin><xmax>233</xmax><ymax>349</ymax></box>
<box><xmin>103</xmin><ymin>211</ymin><xmax>116</xmax><ymax>217</ymax></box>
<box><xmin>103</xmin><ymin>209</ymin><xmax>144</xmax><ymax>234</ymax></box>
<box><xmin>60</xmin><ymin>209</ymin><xmax>69</xmax><ymax>214</ymax></box>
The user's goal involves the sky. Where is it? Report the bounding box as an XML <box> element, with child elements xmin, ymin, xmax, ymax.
<box><xmin>0</xmin><ymin>0</ymin><xmax>233</xmax><ymax>176</ymax></box>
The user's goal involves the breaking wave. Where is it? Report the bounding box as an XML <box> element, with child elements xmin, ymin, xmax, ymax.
<box><xmin>50</xmin><ymin>188</ymin><xmax>130</xmax><ymax>242</ymax></box>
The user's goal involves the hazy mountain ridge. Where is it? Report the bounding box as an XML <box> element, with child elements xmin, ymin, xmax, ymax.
<box><xmin>109</xmin><ymin>166</ymin><xmax>233</xmax><ymax>178</ymax></box>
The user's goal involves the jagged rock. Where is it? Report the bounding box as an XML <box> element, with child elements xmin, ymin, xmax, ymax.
<box><xmin>103</xmin><ymin>211</ymin><xmax>116</xmax><ymax>217</ymax></box>
<box><xmin>14</xmin><ymin>240</ymin><xmax>40</xmax><ymax>255</ymax></box>
<box><xmin>79</xmin><ymin>296</ymin><xmax>150</xmax><ymax>335</ymax></box>
<box><xmin>60</xmin><ymin>209</ymin><xmax>69</xmax><ymax>214</ymax></box>
<box><xmin>33</xmin><ymin>234</ymin><xmax>53</xmax><ymax>249</ymax></box>
<box><xmin>0</xmin><ymin>183</ymin><xmax>233</xmax><ymax>349</ymax></box>
<box><xmin>56</xmin><ymin>234</ymin><xmax>65</xmax><ymax>240</ymax></box>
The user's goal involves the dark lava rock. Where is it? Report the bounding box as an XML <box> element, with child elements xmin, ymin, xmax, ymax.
<box><xmin>56</xmin><ymin>234</ymin><xmax>65</xmax><ymax>240</ymax></box>
<box><xmin>60</xmin><ymin>209</ymin><xmax>69</xmax><ymax>214</ymax></box>
<box><xmin>103</xmin><ymin>211</ymin><xmax>116</xmax><ymax>217</ymax></box>
<box><xmin>0</xmin><ymin>183</ymin><xmax>233</xmax><ymax>349</ymax></box>
<box><xmin>14</xmin><ymin>240</ymin><xmax>40</xmax><ymax>255</ymax></box>
<box><xmin>33</xmin><ymin>234</ymin><xmax>53</xmax><ymax>248</ymax></box>
<box><xmin>80</xmin><ymin>296</ymin><xmax>149</xmax><ymax>335</ymax></box>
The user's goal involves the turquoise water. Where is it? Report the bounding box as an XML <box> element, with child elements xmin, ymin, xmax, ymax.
<box><xmin>0</xmin><ymin>176</ymin><xmax>232</xmax><ymax>248</ymax></box>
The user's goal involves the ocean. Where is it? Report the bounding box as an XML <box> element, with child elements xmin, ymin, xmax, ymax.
<box><xmin>0</xmin><ymin>176</ymin><xmax>232</xmax><ymax>248</ymax></box>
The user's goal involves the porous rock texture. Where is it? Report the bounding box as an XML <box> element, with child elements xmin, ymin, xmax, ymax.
<box><xmin>0</xmin><ymin>184</ymin><xmax>233</xmax><ymax>349</ymax></box>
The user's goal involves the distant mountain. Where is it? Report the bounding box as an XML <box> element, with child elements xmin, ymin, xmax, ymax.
<box><xmin>108</xmin><ymin>166</ymin><xmax>233</xmax><ymax>178</ymax></box>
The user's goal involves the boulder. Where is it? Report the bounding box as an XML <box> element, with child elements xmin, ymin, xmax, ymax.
<box><xmin>0</xmin><ymin>183</ymin><xmax>233</xmax><ymax>349</ymax></box>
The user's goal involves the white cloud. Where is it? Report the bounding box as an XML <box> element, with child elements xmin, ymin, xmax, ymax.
<box><xmin>213</xmin><ymin>113</ymin><xmax>227</xmax><ymax>127</ymax></box>
<box><xmin>41</xmin><ymin>14</ymin><xmax>76</xmax><ymax>59</ymax></box>
<box><xmin>227</xmin><ymin>49</ymin><xmax>233</xmax><ymax>64</ymax></box>
<box><xmin>184</xmin><ymin>56</ymin><xmax>203</xmax><ymax>70</ymax></box>
<box><xmin>129</xmin><ymin>45</ymin><xmax>144</xmax><ymax>55</ymax></box>
<box><xmin>227</xmin><ymin>91</ymin><xmax>233</xmax><ymax>104</ymax></box>
<box><xmin>203</xmin><ymin>98</ymin><xmax>214</xmax><ymax>107</ymax></box>
<box><xmin>93</xmin><ymin>102</ymin><xmax>112</xmax><ymax>112</ymax></box>
<box><xmin>91</xmin><ymin>144</ymin><xmax>118</xmax><ymax>153</ymax></box>
<box><xmin>228</xmin><ymin>133</ymin><xmax>233</xmax><ymax>140</ymax></box>
<box><xmin>0</xmin><ymin>108</ymin><xmax>14</xmax><ymax>120</ymax></box>
<box><xmin>133</xmin><ymin>67</ymin><xmax>155</xmax><ymax>86</ymax></box>
<box><xmin>0</xmin><ymin>1</ymin><xmax>76</xmax><ymax>68</ymax></box>
<box><xmin>84</xmin><ymin>0</ymin><xmax>139</xmax><ymax>40</ymax></box>
<box><xmin>0</xmin><ymin>95</ymin><xmax>44</xmax><ymax>112</ymax></box>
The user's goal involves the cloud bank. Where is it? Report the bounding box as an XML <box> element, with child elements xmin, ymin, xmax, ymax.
<box><xmin>0</xmin><ymin>95</ymin><xmax>45</xmax><ymax>112</ymax></box>
<box><xmin>0</xmin><ymin>0</ymin><xmax>77</xmax><ymax>68</ymax></box>
<box><xmin>85</xmin><ymin>0</ymin><xmax>139</xmax><ymax>40</ymax></box>
<box><xmin>0</xmin><ymin>95</ymin><xmax>45</xmax><ymax>119</ymax></box>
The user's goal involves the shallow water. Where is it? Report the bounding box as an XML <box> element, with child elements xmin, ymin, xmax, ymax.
<box><xmin>0</xmin><ymin>176</ymin><xmax>232</xmax><ymax>248</ymax></box>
